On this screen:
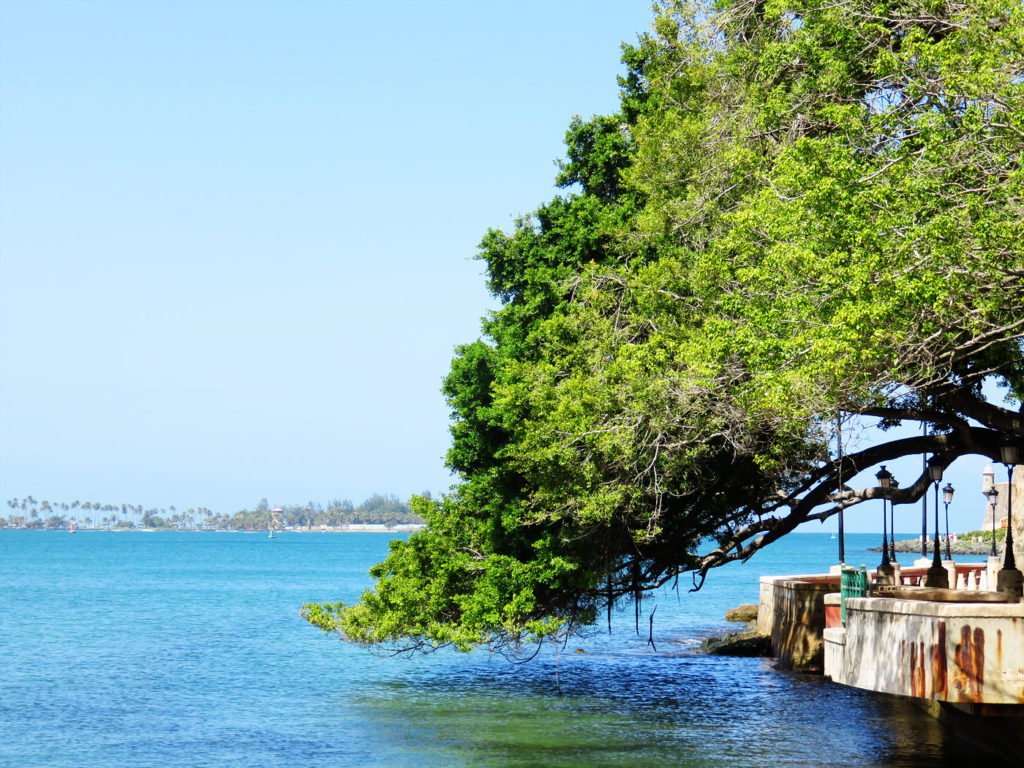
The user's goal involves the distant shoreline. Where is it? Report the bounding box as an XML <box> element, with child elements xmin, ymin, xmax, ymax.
<box><xmin>1</xmin><ymin>526</ymin><xmax>426</xmax><ymax>534</ymax></box>
<box><xmin>871</xmin><ymin>534</ymin><xmax>1000</xmax><ymax>556</ymax></box>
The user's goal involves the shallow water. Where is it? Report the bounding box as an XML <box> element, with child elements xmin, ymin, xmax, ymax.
<box><xmin>0</xmin><ymin>530</ymin><xmax>1013</xmax><ymax>767</ymax></box>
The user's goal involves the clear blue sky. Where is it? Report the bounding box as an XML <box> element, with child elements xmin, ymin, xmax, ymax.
<box><xmin>0</xmin><ymin>0</ymin><xmax>998</xmax><ymax>534</ymax></box>
<box><xmin>0</xmin><ymin>0</ymin><xmax>656</xmax><ymax>515</ymax></box>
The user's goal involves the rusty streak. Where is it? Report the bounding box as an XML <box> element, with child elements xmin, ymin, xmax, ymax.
<box><xmin>953</xmin><ymin>624</ymin><xmax>985</xmax><ymax>702</ymax></box>
<box><xmin>932</xmin><ymin>621</ymin><xmax>947</xmax><ymax>698</ymax></box>
<box><xmin>909</xmin><ymin>640</ymin><xmax>926</xmax><ymax>698</ymax></box>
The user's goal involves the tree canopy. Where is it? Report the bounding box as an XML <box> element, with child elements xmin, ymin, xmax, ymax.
<box><xmin>303</xmin><ymin>0</ymin><xmax>1024</xmax><ymax>654</ymax></box>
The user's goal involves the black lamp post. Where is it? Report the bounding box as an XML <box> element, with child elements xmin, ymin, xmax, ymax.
<box><xmin>889</xmin><ymin>478</ymin><xmax>900</xmax><ymax>562</ymax></box>
<box><xmin>836</xmin><ymin>415</ymin><xmax>845</xmax><ymax>566</ymax></box>
<box><xmin>988</xmin><ymin>486</ymin><xmax>1000</xmax><ymax>558</ymax></box>
<box><xmin>942</xmin><ymin>482</ymin><xmax>954</xmax><ymax>560</ymax></box>
<box><xmin>921</xmin><ymin>427</ymin><xmax>929</xmax><ymax>559</ymax></box>
<box><xmin>925</xmin><ymin>463</ymin><xmax>948</xmax><ymax>588</ymax></box>
<box><xmin>876</xmin><ymin>466</ymin><xmax>894</xmax><ymax>582</ymax></box>
<box><xmin>983</xmin><ymin>463</ymin><xmax>996</xmax><ymax>557</ymax></box>
<box><xmin>997</xmin><ymin>444</ymin><xmax>1023</xmax><ymax>599</ymax></box>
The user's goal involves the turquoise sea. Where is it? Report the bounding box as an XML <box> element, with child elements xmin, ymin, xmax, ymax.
<box><xmin>0</xmin><ymin>530</ymin><xmax>1013</xmax><ymax>767</ymax></box>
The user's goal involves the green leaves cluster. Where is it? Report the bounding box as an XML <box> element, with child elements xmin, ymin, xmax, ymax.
<box><xmin>307</xmin><ymin>0</ymin><xmax>1024</xmax><ymax>653</ymax></box>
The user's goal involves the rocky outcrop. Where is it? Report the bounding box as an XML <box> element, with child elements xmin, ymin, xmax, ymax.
<box><xmin>881</xmin><ymin>538</ymin><xmax>999</xmax><ymax>556</ymax></box>
<box><xmin>725</xmin><ymin>603</ymin><xmax>759</xmax><ymax>622</ymax></box>
<box><xmin>700</xmin><ymin>629</ymin><xmax>772</xmax><ymax>657</ymax></box>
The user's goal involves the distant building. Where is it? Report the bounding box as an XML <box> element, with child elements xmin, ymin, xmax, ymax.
<box><xmin>981</xmin><ymin>464</ymin><xmax>1023</xmax><ymax>529</ymax></box>
<box><xmin>982</xmin><ymin>463</ymin><xmax>1023</xmax><ymax>567</ymax></box>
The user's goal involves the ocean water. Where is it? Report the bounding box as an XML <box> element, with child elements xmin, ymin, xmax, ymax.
<box><xmin>0</xmin><ymin>530</ymin><xmax>1012</xmax><ymax>768</ymax></box>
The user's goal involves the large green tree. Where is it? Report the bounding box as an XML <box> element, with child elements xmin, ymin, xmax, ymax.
<box><xmin>304</xmin><ymin>0</ymin><xmax>1024</xmax><ymax>653</ymax></box>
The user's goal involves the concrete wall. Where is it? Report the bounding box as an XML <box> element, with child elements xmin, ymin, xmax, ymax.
<box><xmin>757</xmin><ymin>574</ymin><xmax>837</xmax><ymax>669</ymax></box>
<box><xmin>824</xmin><ymin>595</ymin><xmax>1024</xmax><ymax>706</ymax></box>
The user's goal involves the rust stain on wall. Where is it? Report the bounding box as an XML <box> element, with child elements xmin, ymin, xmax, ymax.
<box><xmin>909</xmin><ymin>641</ymin><xmax>917</xmax><ymax>696</ymax></box>
<box><xmin>931</xmin><ymin>621</ymin><xmax>947</xmax><ymax>698</ymax></box>
<box><xmin>898</xmin><ymin>639</ymin><xmax>905</xmax><ymax>689</ymax></box>
<box><xmin>952</xmin><ymin>624</ymin><xmax>985</xmax><ymax>702</ymax></box>
<box><xmin>909</xmin><ymin>640</ymin><xmax>926</xmax><ymax>698</ymax></box>
<box><xmin>971</xmin><ymin>626</ymin><xmax>985</xmax><ymax>701</ymax></box>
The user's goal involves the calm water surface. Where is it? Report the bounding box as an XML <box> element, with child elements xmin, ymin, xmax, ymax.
<box><xmin>0</xmin><ymin>531</ymin><xmax>1013</xmax><ymax>767</ymax></box>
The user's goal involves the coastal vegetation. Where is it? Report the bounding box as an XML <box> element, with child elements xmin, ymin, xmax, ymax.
<box><xmin>887</xmin><ymin>527</ymin><xmax>1008</xmax><ymax>555</ymax></box>
<box><xmin>2</xmin><ymin>493</ymin><xmax>423</xmax><ymax>531</ymax></box>
<box><xmin>304</xmin><ymin>0</ymin><xmax>1024</xmax><ymax>654</ymax></box>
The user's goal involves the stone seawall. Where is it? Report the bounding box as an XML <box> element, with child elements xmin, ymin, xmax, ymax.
<box><xmin>757</xmin><ymin>574</ymin><xmax>837</xmax><ymax>670</ymax></box>
<box><xmin>825</xmin><ymin>595</ymin><xmax>1024</xmax><ymax>705</ymax></box>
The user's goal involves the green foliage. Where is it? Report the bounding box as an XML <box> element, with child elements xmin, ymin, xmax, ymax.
<box><xmin>965</xmin><ymin>528</ymin><xmax>1007</xmax><ymax>546</ymax></box>
<box><xmin>311</xmin><ymin>0</ymin><xmax>1024</xmax><ymax>654</ymax></box>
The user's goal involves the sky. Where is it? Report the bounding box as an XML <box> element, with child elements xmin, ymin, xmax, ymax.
<box><xmin>0</xmin><ymin>0</ymin><xmax>1003</xmax><ymax>535</ymax></box>
<box><xmin>0</xmin><ymin>0</ymin><xmax>657</xmax><ymax>515</ymax></box>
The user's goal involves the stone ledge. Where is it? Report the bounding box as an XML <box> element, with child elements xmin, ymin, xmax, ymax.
<box><xmin>845</xmin><ymin>596</ymin><xmax>1024</xmax><ymax>619</ymax></box>
<box><xmin>823</xmin><ymin>627</ymin><xmax>846</xmax><ymax>644</ymax></box>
